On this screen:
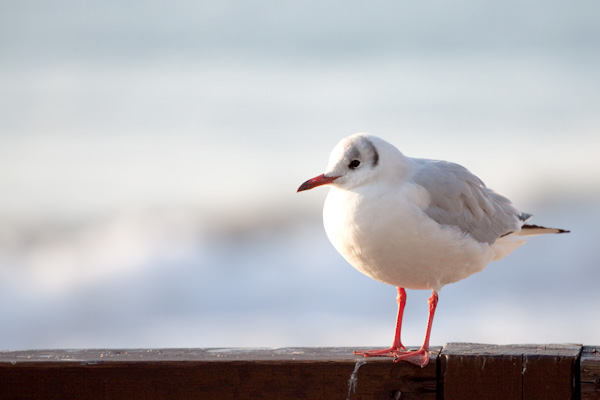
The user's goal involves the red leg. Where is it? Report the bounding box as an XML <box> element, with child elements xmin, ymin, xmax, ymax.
<box><xmin>394</xmin><ymin>290</ymin><xmax>438</xmax><ymax>367</ymax></box>
<box><xmin>354</xmin><ymin>287</ymin><xmax>408</xmax><ymax>357</ymax></box>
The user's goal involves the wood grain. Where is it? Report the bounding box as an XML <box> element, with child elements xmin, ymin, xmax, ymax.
<box><xmin>0</xmin><ymin>347</ymin><xmax>440</xmax><ymax>400</ymax></box>
<box><xmin>440</xmin><ymin>343</ymin><xmax>582</xmax><ymax>400</ymax></box>
<box><xmin>581</xmin><ymin>346</ymin><xmax>600</xmax><ymax>400</ymax></box>
<box><xmin>1</xmin><ymin>344</ymin><xmax>597</xmax><ymax>400</ymax></box>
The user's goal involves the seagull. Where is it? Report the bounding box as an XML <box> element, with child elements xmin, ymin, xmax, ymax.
<box><xmin>297</xmin><ymin>133</ymin><xmax>569</xmax><ymax>367</ymax></box>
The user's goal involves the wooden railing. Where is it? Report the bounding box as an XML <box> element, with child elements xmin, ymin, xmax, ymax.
<box><xmin>0</xmin><ymin>343</ymin><xmax>598</xmax><ymax>399</ymax></box>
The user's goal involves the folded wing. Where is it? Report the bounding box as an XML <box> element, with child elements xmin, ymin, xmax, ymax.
<box><xmin>412</xmin><ymin>159</ymin><xmax>524</xmax><ymax>244</ymax></box>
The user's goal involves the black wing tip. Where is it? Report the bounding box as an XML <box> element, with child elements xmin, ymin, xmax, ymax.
<box><xmin>522</xmin><ymin>224</ymin><xmax>570</xmax><ymax>234</ymax></box>
<box><xmin>519</xmin><ymin>212</ymin><xmax>533</xmax><ymax>222</ymax></box>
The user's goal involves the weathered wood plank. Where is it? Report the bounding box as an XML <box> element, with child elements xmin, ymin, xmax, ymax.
<box><xmin>440</xmin><ymin>343</ymin><xmax>581</xmax><ymax>400</ymax></box>
<box><xmin>440</xmin><ymin>343</ymin><xmax>522</xmax><ymax>400</ymax></box>
<box><xmin>0</xmin><ymin>347</ymin><xmax>440</xmax><ymax>400</ymax></box>
<box><xmin>0</xmin><ymin>345</ymin><xmax>588</xmax><ymax>399</ymax></box>
<box><xmin>581</xmin><ymin>346</ymin><xmax>600</xmax><ymax>400</ymax></box>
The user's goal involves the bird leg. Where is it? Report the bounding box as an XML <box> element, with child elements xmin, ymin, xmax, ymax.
<box><xmin>354</xmin><ymin>287</ymin><xmax>407</xmax><ymax>357</ymax></box>
<box><xmin>393</xmin><ymin>290</ymin><xmax>438</xmax><ymax>368</ymax></box>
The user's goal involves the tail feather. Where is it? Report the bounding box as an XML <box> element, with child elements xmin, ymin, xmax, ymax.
<box><xmin>516</xmin><ymin>224</ymin><xmax>570</xmax><ymax>237</ymax></box>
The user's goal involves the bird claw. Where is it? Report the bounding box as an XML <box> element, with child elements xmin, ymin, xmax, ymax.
<box><xmin>353</xmin><ymin>345</ymin><xmax>407</xmax><ymax>358</ymax></box>
<box><xmin>393</xmin><ymin>349</ymin><xmax>430</xmax><ymax>368</ymax></box>
<box><xmin>354</xmin><ymin>346</ymin><xmax>430</xmax><ymax>367</ymax></box>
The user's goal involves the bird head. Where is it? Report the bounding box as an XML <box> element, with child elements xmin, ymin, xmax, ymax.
<box><xmin>297</xmin><ymin>133</ymin><xmax>393</xmax><ymax>192</ymax></box>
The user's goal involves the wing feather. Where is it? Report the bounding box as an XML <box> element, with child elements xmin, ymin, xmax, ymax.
<box><xmin>412</xmin><ymin>159</ymin><xmax>522</xmax><ymax>244</ymax></box>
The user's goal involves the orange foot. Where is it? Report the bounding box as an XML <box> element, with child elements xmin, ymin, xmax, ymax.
<box><xmin>394</xmin><ymin>348</ymin><xmax>430</xmax><ymax>368</ymax></box>
<box><xmin>353</xmin><ymin>345</ymin><xmax>407</xmax><ymax>358</ymax></box>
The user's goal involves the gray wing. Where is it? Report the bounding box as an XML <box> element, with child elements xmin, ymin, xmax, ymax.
<box><xmin>412</xmin><ymin>159</ymin><xmax>524</xmax><ymax>244</ymax></box>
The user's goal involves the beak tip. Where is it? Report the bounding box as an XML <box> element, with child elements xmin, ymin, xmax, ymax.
<box><xmin>296</xmin><ymin>181</ymin><xmax>311</xmax><ymax>193</ymax></box>
<box><xmin>297</xmin><ymin>174</ymin><xmax>338</xmax><ymax>193</ymax></box>
<box><xmin>297</xmin><ymin>179</ymin><xmax>317</xmax><ymax>192</ymax></box>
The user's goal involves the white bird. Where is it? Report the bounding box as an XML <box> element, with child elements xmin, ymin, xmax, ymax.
<box><xmin>297</xmin><ymin>133</ymin><xmax>568</xmax><ymax>367</ymax></box>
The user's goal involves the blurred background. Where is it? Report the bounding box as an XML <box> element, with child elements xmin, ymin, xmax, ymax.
<box><xmin>0</xmin><ymin>1</ymin><xmax>598</xmax><ymax>350</ymax></box>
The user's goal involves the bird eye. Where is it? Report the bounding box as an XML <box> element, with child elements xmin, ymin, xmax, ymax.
<box><xmin>349</xmin><ymin>160</ymin><xmax>361</xmax><ymax>169</ymax></box>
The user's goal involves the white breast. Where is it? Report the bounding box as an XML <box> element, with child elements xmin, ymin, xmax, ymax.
<box><xmin>323</xmin><ymin>181</ymin><xmax>496</xmax><ymax>292</ymax></box>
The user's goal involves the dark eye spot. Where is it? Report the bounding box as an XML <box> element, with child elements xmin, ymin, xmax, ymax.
<box><xmin>349</xmin><ymin>160</ymin><xmax>361</xmax><ymax>169</ymax></box>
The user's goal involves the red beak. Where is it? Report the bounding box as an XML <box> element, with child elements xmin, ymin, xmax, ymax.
<box><xmin>297</xmin><ymin>174</ymin><xmax>339</xmax><ymax>192</ymax></box>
